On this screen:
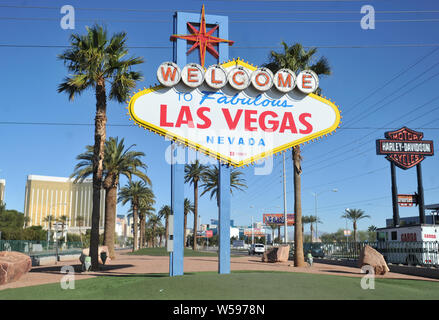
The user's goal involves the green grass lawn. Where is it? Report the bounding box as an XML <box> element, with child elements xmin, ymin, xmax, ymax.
<box><xmin>127</xmin><ymin>247</ymin><xmax>239</xmax><ymax>257</ymax></box>
<box><xmin>1</xmin><ymin>270</ymin><xmax>438</xmax><ymax>300</ymax></box>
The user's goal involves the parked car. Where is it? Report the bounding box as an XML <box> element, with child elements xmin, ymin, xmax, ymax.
<box><xmin>248</xmin><ymin>244</ymin><xmax>265</xmax><ymax>255</ymax></box>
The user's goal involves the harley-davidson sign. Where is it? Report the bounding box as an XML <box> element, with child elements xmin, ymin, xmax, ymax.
<box><xmin>376</xmin><ymin>127</ymin><xmax>434</xmax><ymax>169</ymax></box>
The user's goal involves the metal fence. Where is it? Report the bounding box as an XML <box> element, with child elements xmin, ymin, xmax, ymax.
<box><xmin>290</xmin><ymin>241</ymin><xmax>439</xmax><ymax>266</ymax></box>
<box><xmin>0</xmin><ymin>240</ymin><xmax>83</xmax><ymax>257</ymax></box>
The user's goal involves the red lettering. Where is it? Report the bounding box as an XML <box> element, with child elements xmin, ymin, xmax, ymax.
<box><xmin>259</xmin><ymin>111</ymin><xmax>279</xmax><ymax>132</ymax></box>
<box><xmin>255</xmin><ymin>73</ymin><xmax>269</xmax><ymax>86</ymax></box>
<box><xmin>161</xmin><ymin>66</ymin><xmax>177</xmax><ymax>82</ymax></box>
<box><xmin>196</xmin><ymin>107</ymin><xmax>211</xmax><ymax>129</ymax></box>
<box><xmin>211</xmin><ymin>69</ymin><xmax>222</xmax><ymax>84</ymax></box>
<box><xmin>279</xmin><ymin>112</ymin><xmax>297</xmax><ymax>133</ymax></box>
<box><xmin>302</xmin><ymin>74</ymin><xmax>312</xmax><ymax>89</ymax></box>
<box><xmin>278</xmin><ymin>73</ymin><xmax>292</xmax><ymax>88</ymax></box>
<box><xmin>187</xmin><ymin>68</ymin><xmax>198</xmax><ymax>83</ymax></box>
<box><xmin>222</xmin><ymin>109</ymin><xmax>243</xmax><ymax>130</ymax></box>
<box><xmin>245</xmin><ymin>110</ymin><xmax>258</xmax><ymax>131</ymax></box>
<box><xmin>160</xmin><ymin>104</ymin><xmax>173</xmax><ymax>127</ymax></box>
<box><xmin>299</xmin><ymin>113</ymin><xmax>313</xmax><ymax>134</ymax></box>
<box><xmin>232</xmin><ymin>71</ymin><xmax>244</xmax><ymax>85</ymax></box>
<box><xmin>175</xmin><ymin>106</ymin><xmax>194</xmax><ymax>128</ymax></box>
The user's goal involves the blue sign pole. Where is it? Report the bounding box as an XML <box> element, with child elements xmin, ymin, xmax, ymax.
<box><xmin>172</xmin><ymin>9</ymin><xmax>231</xmax><ymax>275</ymax></box>
<box><xmin>218</xmin><ymin>163</ymin><xmax>231</xmax><ymax>274</ymax></box>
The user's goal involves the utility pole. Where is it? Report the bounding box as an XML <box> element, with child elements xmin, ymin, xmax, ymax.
<box><xmin>251</xmin><ymin>216</ymin><xmax>254</xmax><ymax>245</ymax></box>
<box><xmin>283</xmin><ymin>152</ymin><xmax>288</xmax><ymax>243</ymax></box>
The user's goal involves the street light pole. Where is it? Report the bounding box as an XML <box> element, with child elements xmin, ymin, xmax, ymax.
<box><xmin>251</xmin><ymin>216</ymin><xmax>254</xmax><ymax>245</ymax></box>
<box><xmin>314</xmin><ymin>189</ymin><xmax>338</xmax><ymax>242</ymax></box>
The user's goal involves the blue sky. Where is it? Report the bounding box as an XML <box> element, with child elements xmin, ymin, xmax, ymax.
<box><xmin>1</xmin><ymin>0</ymin><xmax>439</xmax><ymax>236</ymax></box>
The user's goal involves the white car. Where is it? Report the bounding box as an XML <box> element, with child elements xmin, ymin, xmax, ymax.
<box><xmin>248</xmin><ymin>244</ymin><xmax>265</xmax><ymax>255</ymax></box>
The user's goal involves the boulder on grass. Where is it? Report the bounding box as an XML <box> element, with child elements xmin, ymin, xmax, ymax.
<box><xmin>80</xmin><ymin>246</ymin><xmax>110</xmax><ymax>265</ymax></box>
<box><xmin>262</xmin><ymin>245</ymin><xmax>290</xmax><ymax>263</ymax></box>
<box><xmin>358</xmin><ymin>245</ymin><xmax>390</xmax><ymax>275</ymax></box>
<box><xmin>0</xmin><ymin>251</ymin><xmax>32</xmax><ymax>285</ymax></box>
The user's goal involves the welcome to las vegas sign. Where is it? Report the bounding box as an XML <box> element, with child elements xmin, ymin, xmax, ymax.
<box><xmin>127</xmin><ymin>58</ymin><xmax>341</xmax><ymax>167</ymax></box>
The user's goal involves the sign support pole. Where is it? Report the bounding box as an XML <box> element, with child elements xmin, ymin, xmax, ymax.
<box><xmin>390</xmin><ymin>162</ymin><xmax>400</xmax><ymax>227</ymax></box>
<box><xmin>417</xmin><ymin>163</ymin><xmax>426</xmax><ymax>224</ymax></box>
<box><xmin>218</xmin><ymin>163</ymin><xmax>231</xmax><ymax>274</ymax></box>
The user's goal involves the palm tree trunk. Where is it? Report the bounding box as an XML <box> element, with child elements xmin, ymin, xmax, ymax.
<box><xmin>90</xmin><ymin>77</ymin><xmax>107</xmax><ymax>270</ymax></box>
<box><xmin>310</xmin><ymin>224</ymin><xmax>314</xmax><ymax>243</ymax></box>
<box><xmin>103</xmin><ymin>186</ymin><xmax>117</xmax><ymax>259</ymax></box>
<box><xmin>353</xmin><ymin>221</ymin><xmax>357</xmax><ymax>242</ymax></box>
<box><xmin>277</xmin><ymin>226</ymin><xmax>281</xmax><ymax>243</ymax></box>
<box><xmin>293</xmin><ymin>147</ymin><xmax>305</xmax><ymax>267</ymax></box>
<box><xmin>193</xmin><ymin>179</ymin><xmax>199</xmax><ymax>251</ymax></box>
<box><xmin>140</xmin><ymin>216</ymin><xmax>145</xmax><ymax>248</ymax></box>
<box><xmin>132</xmin><ymin>204</ymin><xmax>138</xmax><ymax>252</ymax></box>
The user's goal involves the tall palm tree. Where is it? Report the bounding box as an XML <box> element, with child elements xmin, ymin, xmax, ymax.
<box><xmin>71</xmin><ymin>137</ymin><xmax>151</xmax><ymax>259</ymax></box>
<box><xmin>136</xmin><ymin>197</ymin><xmax>155</xmax><ymax>248</ymax></box>
<box><xmin>268</xmin><ymin>223</ymin><xmax>278</xmax><ymax>245</ymax></box>
<box><xmin>308</xmin><ymin>216</ymin><xmax>322</xmax><ymax>242</ymax></box>
<box><xmin>157</xmin><ymin>226</ymin><xmax>166</xmax><ymax>247</ymax></box>
<box><xmin>200</xmin><ymin>166</ymin><xmax>247</xmax><ymax>205</ymax></box>
<box><xmin>43</xmin><ymin>215</ymin><xmax>55</xmax><ymax>242</ymax></box>
<box><xmin>57</xmin><ymin>215</ymin><xmax>69</xmax><ymax>242</ymax></box>
<box><xmin>264</xmin><ymin>42</ymin><xmax>331</xmax><ymax>267</ymax></box>
<box><xmin>146</xmin><ymin>214</ymin><xmax>163</xmax><ymax>247</ymax></box>
<box><xmin>341</xmin><ymin>209</ymin><xmax>370</xmax><ymax>242</ymax></box>
<box><xmin>76</xmin><ymin>215</ymin><xmax>85</xmax><ymax>243</ymax></box>
<box><xmin>158</xmin><ymin>205</ymin><xmax>171</xmax><ymax>247</ymax></box>
<box><xmin>184</xmin><ymin>160</ymin><xmax>208</xmax><ymax>250</ymax></box>
<box><xmin>59</xmin><ymin>25</ymin><xmax>144</xmax><ymax>269</ymax></box>
<box><xmin>118</xmin><ymin>181</ymin><xmax>154</xmax><ymax>252</ymax></box>
<box><xmin>183</xmin><ymin>198</ymin><xmax>195</xmax><ymax>247</ymax></box>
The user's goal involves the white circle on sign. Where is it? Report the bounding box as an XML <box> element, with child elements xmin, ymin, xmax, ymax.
<box><xmin>205</xmin><ymin>64</ymin><xmax>228</xmax><ymax>89</ymax></box>
<box><xmin>157</xmin><ymin>62</ymin><xmax>181</xmax><ymax>87</ymax></box>
<box><xmin>181</xmin><ymin>63</ymin><xmax>205</xmax><ymax>88</ymax></box>
<box><xmin>251</xmin><ymin>68</ymin><xmax>274</xmax><ymax>91</ymax></box>
<box><xmin>227</xmin><ymin>67</ymin><xmax>251</xmax><ymax>90</ymax></box>
<box><xmin>273</xmin><ymin>69</ymin><xmax>296</xmax><ymax>93</ymax></box>
<box><xmin>296</xmin><ymin>70</ymin><xmax>319</xmax><ymax>94</ymax></box>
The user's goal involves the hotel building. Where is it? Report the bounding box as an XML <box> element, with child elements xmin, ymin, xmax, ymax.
<box><xmin>24</xmin><ymin>175</ymin><xmax>106</xmax><ymax>233</ymax></box>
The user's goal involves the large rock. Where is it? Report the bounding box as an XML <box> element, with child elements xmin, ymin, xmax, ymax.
<box><xmin>262</xmin><ymin>245</ymin><xmax>290</xmax><ymax>263</ymax></box>
<box><xmin>0</xmin><ymin>251</ymin><xmax>32</xmax><ymax>285</ymax></box>
<box><xmin>80</xmin><ymin>246</ymin><xmax>111</xmax><ymax>265</ymax></box>
<box><xmin>358</xmin><ymin>245</ymin><xmax>390</xmax><ymax>275</ymax></box>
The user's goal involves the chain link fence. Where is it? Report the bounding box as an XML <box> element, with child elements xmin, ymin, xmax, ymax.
<box><xmin>0</xmin><ymin>240</ymin><xmax>83</xmax><ymax>257</ymax></box>
<box><xmin>289</xmin><ymin>241</ymin><xmax>439</xmax><ymax>266</ymax></box>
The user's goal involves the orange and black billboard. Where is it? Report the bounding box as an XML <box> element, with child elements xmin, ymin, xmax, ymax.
<box><xmin>376</xmin><ymin>127</ymin><xmax>434</xmax><ymax>169</ymax></box>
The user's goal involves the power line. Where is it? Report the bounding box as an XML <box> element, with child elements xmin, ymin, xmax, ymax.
<box><xmin>3</xmin><ymin>4</ymin><xmax>439</xmax><ymax>14</ymax></box>
<box><xmin>2</xmin><ymin>43</ymin><xmax>439</xmax><ymax>49</ymax></box>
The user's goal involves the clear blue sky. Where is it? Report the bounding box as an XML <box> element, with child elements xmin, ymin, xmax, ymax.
<box><xmin>1</xmin><ymin>0</ymin><xmax>439</xmax><ymax>236</ymax></box>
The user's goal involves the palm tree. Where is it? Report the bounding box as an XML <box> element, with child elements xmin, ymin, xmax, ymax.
<box><xmin>58</xmin><ymin>25</ymin><xmax>144</xmax><ymax>269</ymax></box>
<box><xmin>71</xmin><ymin>137</ymin><xmax>151</xmax><ymax>259</ymax></box>
<box><xmin>184</xmin><ymin>160</ymin><xmax>208</xmax><ymax>251</ymax></box>
<box><xmin>341</xmin><ymin>209</ymin><xmax>370</xmax><ymax>242</ymax></box>
<box><xmin>136</xmin><ymin>197</ymin><xmax>155</xmax><ymax>248</ymax></box>
<box><xmin>200</xmin><ymin>166</ymin><xmax>247</xmax><ymax>205</ymax></box>
<box><xmin>183</xmin><ymin>198</ymin><xmax>195</xmax><ymax>246</ymax></box>
<box><xmin>118</xmin><ymin>181</ymin><xmax>154</xmax><ymax>252</ymax></box>
<box><xmin>43</xmin><ymin>215</ymin><xmax>55</xmax><ymax>242</ymax></box>
<box><xmin>146</xmin><ymin>214</ymin><xmax>163</xmax><ymax>247</ymax></box>
<box><xmin>308</xmin><ymin>216</ymin><xmax>322</xmax><ymax>242</ymax></box>
<box><xmin>264</xmin><ymin>42</ymin><xmax>331</xmax><ymax>267</ymax></box>
<box><xmin>57</xmin><ymin>215</ymin><xmax>69</xmax><ymax>243</ymax></box>
<box><xmin>158</xmin><ymin>205</ymin><xmax>171</xmax><ymax>247</ymax></box>
<box><xmin>76</xmin><ymin>215</ymin><xmax>85</xmax><ymax>243</ymax></box>
<box><xmin>268</xmin><ymin>224</ymin><xmax>278</xmax><ymax>245</ymax></box>
<box><xmin>301</xmin><ymin>215</ymin><xmax>311</xmax><ymax>238</ymax></box>
<box><xmin>368</xmin><ymin>225</ymin><xmax>377</xmax><ymax>232</ymax></box>
<box><xmin>157</xmin><ymin>226</ymin><xmax>166</xmax><ymax>247</ymax></box>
